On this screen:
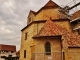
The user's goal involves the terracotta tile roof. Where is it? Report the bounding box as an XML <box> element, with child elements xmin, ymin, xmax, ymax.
<box><xmin>44</xmin><ymin>0</ymin><xmax>60</xmax><ymax>7</ymax></box>
<box><xmin>0</xmin><ymin>44</ymin><xmax>16</xmax><ymax>52</ymax></box>
<box><xmin>70</xmin><ymin>10</ymin><xmax>80</xmax><ymax>20</ymax></box>
<box><xmin>33</xmin><ymin>20</ymin><xmax>67</xmax><ymax>37</ymax></box>
<box><xmin>63</xmin><ymin>32</ymin><xmax>80</xmax><ymax>46</ymax></box>
<box><xmin>33</xmin><ymin>20</ymin><xmax>80</xmax><ymax>47</ymax></box>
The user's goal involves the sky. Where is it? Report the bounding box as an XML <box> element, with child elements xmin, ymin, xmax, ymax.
<box><xmin>0</xmin><ymin>0</ymin><xmax>80</xmax><ymax>51</ymax></box>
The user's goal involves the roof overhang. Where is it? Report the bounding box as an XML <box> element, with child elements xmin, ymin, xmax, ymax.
<box><xmin>32</xmin><ymin>35</ymin><xmax>62</xmax><ymax>39</ymax></box>
<box><xmin>70</xmin><ymin>17</ymin><xmax>80</xmax><ymax>23</ymax></box>
<box><xmin>21</xmin><ymin>19</ymin><xmax>70</xmax><ymax>31</ymax></box>
<box><xmin>68</xmin><ymin>46</ymin><xmax>80</xmax><ymax>48</ymax></box>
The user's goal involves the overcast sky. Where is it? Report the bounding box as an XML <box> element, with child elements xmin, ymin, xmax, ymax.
<box><xmin>0</xmin><ymin>0</ymin><xmax>80</xmax><ymax>51</ymax></box>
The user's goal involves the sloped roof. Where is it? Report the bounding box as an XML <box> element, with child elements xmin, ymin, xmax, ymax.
<box><xmin>36</xmin><ymin>0</ymin><xmax>60</xmax><ymax>14</ymax></box>
<box><xmin>63</xmin><ymin>32</ymin><xmax>80</xmax><ymax>46</ymax></box>
<box><xmin>28</xmin><ymin>10</ymin><xmax>36</xmax><ymax>17</ymax></box>
<box><xmin>30</xmin><ymin>10</ymin><xmax>36</xmax><ymax>15</ymax></box>
<box><xmin>33</xmin><ymin>20</ymin><xmax>80</xmax><ymax>47</ymax></box>
<box><xmin>44</xmin><ymin>0</ymin><xmax>60</xmax><ymax>7</ymax></box>
<box><xmin>28</xmin><ymin>0</ymin><xmax>60</xmax><ymax>16</ymax></box>
<box><xmin>70</xmin><ymin>10</ymin><xmax>80</xmax><ymax>20</ymax></box>
<box><xmin>0</xmin><ymin>44</ymin><xmax>16</xmax><ymax>52</ymax></box>
<box><xmin>33</xmin><ymin>20</ymin><xmax>67</xmax><ymax>37</ymax></box>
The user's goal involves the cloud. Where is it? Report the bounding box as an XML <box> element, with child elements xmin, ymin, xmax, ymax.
<box><xmin>0</xmin><ymin>0</ymin><xmax>80</xmax><ymax>51</ymax></box>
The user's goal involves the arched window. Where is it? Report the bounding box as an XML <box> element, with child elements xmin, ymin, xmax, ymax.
<box><xmin>45</xmin><ymin>42</ymin><xmax>51</xmax><ymax>55</ymax></box>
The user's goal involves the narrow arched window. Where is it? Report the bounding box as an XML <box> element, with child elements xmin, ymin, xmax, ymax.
<box><xmin>45</xmin><ymin>42</ymin><xmax>51</xmax><ymax>55</ymax></box>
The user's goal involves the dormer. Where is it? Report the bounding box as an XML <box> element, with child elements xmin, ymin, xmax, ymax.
<box><xmin>27</xmin><ymin>10</ymin><xmax>36</xmax><ymax>25</ymax></box>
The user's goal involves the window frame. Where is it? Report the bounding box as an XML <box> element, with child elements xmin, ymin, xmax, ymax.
<box><xmin>45</xmin><ymin>42</ymin><xmax>51</xmax><ymax>55</ymax></box>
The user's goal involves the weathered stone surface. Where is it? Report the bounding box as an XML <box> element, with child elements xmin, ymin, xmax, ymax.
<box><xmin>20</xmin><ymin>0</ymin><xmax>80</xmax><ymax>60</ymax></box>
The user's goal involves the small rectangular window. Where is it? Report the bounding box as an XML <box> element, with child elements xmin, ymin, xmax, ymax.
<box><xmin>45</xmin><ymin>42</ymin><xmax>51</xmax><ymax>55</ymax></box>
<box><xmin>24</xmin><ymin>50</ymin><xmax>26</xmax><ymax>58</ymax></box>
<box><xmin>25</xmin><ymin>32</ymin><xmax>27</xmax><ymax>40</ymax></box>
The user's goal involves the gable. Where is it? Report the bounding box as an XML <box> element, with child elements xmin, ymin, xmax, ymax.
<box><xmin>33</xmin><ymin>20</ymin><xmax>67</xmax><ymax>37</ymax></box>
<box><xmin>35</xmin><ymin>0</ymin><xmax>60</xmax><ymax>15</ymax></box>
<box><xmin>44</xmin><ymin>0</ymin><xmax>60</xmax><ymax>7</ymax></box>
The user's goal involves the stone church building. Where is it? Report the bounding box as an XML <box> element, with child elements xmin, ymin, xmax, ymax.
<box><xmin>20</xmin><ymin>0</ymin><xmax>80</xmax><ymax>60</ymax></box>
